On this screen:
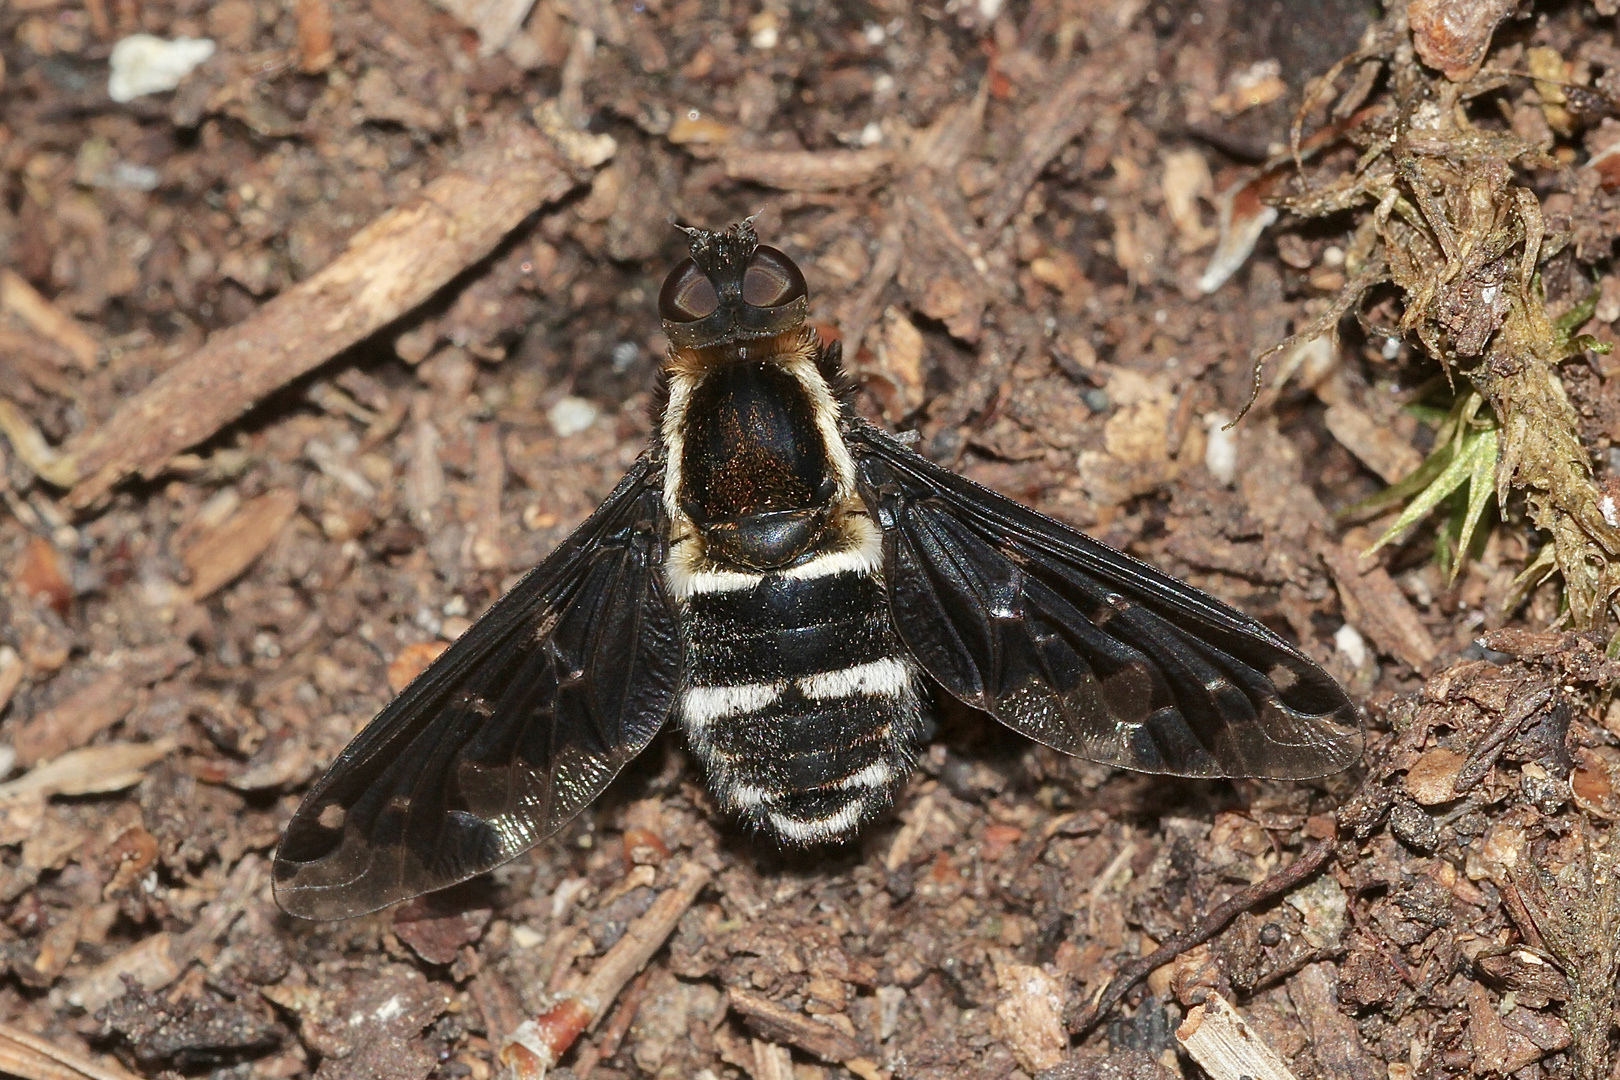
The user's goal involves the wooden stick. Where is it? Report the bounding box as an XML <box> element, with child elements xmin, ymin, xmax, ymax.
<box><xmin>502</xmin><ymin>861</ymin><xmax>710</xmax><ymax>1079</ymax></box>
<box><xmin>1068</xmin><ymin>838</ymin><xmax>1336</xmax><ymax>1036</ymax></box>
<box><xmin>61</xmin><ymin>122</ymin><xmax>587</xmax><ymax>511</ymax></box>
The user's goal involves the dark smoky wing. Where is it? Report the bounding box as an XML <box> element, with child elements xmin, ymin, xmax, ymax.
<box><xmin>849</xmin><ymin>423</ymin><xmax>1361</xmax><ymax>780</ymax></box>
<box><xmin>273</xmin><ymin>456</ymin><xmax>679</xmax><ymax>920</ymax></box>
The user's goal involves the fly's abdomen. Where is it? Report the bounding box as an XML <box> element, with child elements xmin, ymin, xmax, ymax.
<box><xmin>675</xmin><ymin>554</ymin><xmax>924</xmax><ymax>845</ymax></box>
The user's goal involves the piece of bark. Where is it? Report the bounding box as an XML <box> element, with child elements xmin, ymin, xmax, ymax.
<box><xmin>11</xmin><ymin>642</ymin><xmax>192</xmax><ymax>766</ymax></box>
<box><xmin>749</xmin><ymin>1040</ymin><xmax>794</xmax><ymax>1080</ymax></box>
<box><xmin>181</xmin><ymin>488</ymin><xmax>301</xmax><ymax>600</ymax></box>
<box><xmin>68</xmin><ymin>855</ymin><xmax>263</xmax><ymax>1011</ymax></box>
<box><xmin>1318</xmin><ymin>534</ymin><xmax>1439</xmax><ymax>673</ymax></box>
<box><xmin>0</xmin><ymin>739</ymin><xmax>177</xmax><ymax>801</ymax></box>
<box><xmin>0</xmin><ymin>1022</ymin><xmax>143</xmax><ymax>1080</ymax></box>
<box><xmin>721</xmin><ymin>148</ymin><xmax>893</xmax><ymax>191</ymax></box>
<box><xmin>1176</xmin><ymin>992</ymin><xmax>1299</xmax><ymax>1080</ymax></box>
<box><xmin>63</xmin><ymin>123</ymin><xmax>585</xmax><ymax>510</ymax></box>
<box><xmin>978</xmin><ymin>34</ymin><xmax>1152</xmax><ymax>236</ymax></box>
<box><xmin>1287</xmin><ymin>962</ymin><xmax>1383</xmax><ymax>1080</ymax></box>
<box><xmin>293</xmin><ymin>0</ymin><xmax>334</xmax><ymax>72</ymax></box>
<box><xmin>13</xmin><ymin>675</ymin><xmax>135</xmax><ymax>769</ymax></box>
<box><xmin>0</xmin><ymin>271</ymin><xmax>99</xmax><ymax>371</ymax></box>
<box><xmin>1323</xmin><ymin>402</ymin><xmax>1424</xmax><ymax>485</ymax></box>
<box><xmin>727</xmin><ymin>988</ymin><xmax>861</xmax><ymax>1064</ymax></box>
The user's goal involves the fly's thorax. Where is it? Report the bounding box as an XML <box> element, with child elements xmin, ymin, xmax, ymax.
<box><xmin>659</xmin><ymin>326</ymin><xmax>858</xmax><ymax>576</ymax></box>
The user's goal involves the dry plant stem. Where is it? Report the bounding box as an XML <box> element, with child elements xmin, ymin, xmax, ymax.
<box><xmin>0</xmin><ymin>1022</ymin><xmax>142</xmax><ymax>1080</ymax></box>
<box><xmin>60</xmin><ymin>123</ymin><xmax>584</xmax><ymax>511</ymax></box>
<box><xmin>728</xmin><ymin>987</ymin><xmax>861</xmax><ymax>1063</ymax></box>
<box><xmin>1069</xmin><ymin>838</ymin><xmax>1336</xmax><ymax>1035</ymax></box>
<box><xmin>502</xmin><ymin>861</ymin><xmax>710</xmax><ymax>1079</ymax></box>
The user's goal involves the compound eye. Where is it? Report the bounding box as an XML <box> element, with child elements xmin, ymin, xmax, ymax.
<box><xmin>741</xmin><ymin>246</ymin><xmax>807</xmax><ymax>308</ymax></box>
<box><xmin>659</xmin><ymin>259</ymin><xmax>719</xmax><ymax>322</ymax></box>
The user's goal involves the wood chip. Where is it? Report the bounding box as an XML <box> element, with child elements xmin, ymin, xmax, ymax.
<box><xmin>0</xmin><ymin>739</ymin><xmax>178</xmax><ymax>801</ymax></box>
<box><xmin>68</xmin><ymin>854</ymin><xmax>264</xmax><ymax>1011</ymax></box>
<box><xmin>721</xmin><ymin>148</ymin><xmax>893</xmax><ymax>191</ymax></box>
<box><xmin>11</xmin><ymin>673</ymin><xmax>137</xmax><ymax>769</ymax></box>
<box><xmin>1323</xmin><ymin>402</ymin><xmax>1424</xmax><ymax>485</ymax></box>
<box><xmin>1404</xmin><ymin>746</ymin><xmax>1466</xmax><ymax>805</ymax></box>
<box><xmin>1287</xmin><ymin>962</ymin><xmax>1382</xmax><ymax>1080</ymax></box>
<box><xmin>436</xmin><ymin>0</ymin><xmax>538</xmax><ymax>54</ymax></box>
<box><xmin>992</xmin><ymin>961</ymin><xmax>1067</xmax><ymax>1074</ymax></box>
<box><xmin>181</xmin><ymin>488</ymin><xmax>300</xmax><ymax>599</ymax></box>
<box><xmin>746</xmin><ymin>1039</ymin><xmax>793</xmax><ymax>1080</ymax></box>
<box><xmin>1176</xmin><ymin>991</ymin><xmax>1299</xmax><ymax>1080</ymax></box>
<box><xmin>1318</xmin><ymin>534</ymin><xmax>1440</xmax><ymax>673</ymax></box>
<box><xmin>0</xmin><ymin>270</ymin><xmax>100</xmax><ymax>371</ymax></box>
<box><xmin>0</xmin><ymin>1022</ymin><xmax>143</xmax><ymax>1080</ymax></box>
<box><xmin>727</xmin><ymin>988</ymin><xmax>861</xmax><ymax>1064</ymax></box>
<box><xmin>63</xmin><ymin>123</ymin><xmax>583</xmax><ymax>509</ymax></box>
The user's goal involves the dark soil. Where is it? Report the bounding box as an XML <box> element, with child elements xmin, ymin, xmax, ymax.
<box><xmin>3</xmin><ymin>1</ymin><xmax>1620</xmax><ymax>1079</ymax></box>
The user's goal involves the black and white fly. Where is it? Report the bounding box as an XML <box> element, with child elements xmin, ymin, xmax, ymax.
<box><xmin>273</xmin><ymin>221</ymin><xmax>1361</xmax><ymax>920</ymax></box>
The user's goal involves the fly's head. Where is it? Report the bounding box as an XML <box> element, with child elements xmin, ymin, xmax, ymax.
<box><xmin>659</xmin><ymin>220</ymin><xmax>810</xmax><ymax>359</ymax></box>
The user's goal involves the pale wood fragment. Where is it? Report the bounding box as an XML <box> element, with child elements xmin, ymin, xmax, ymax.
<box><xmin>1176</xmin><ymin>992</ymin><xmax>1300</xmax><ymax>1080</ymax></box>
<box><xmin>0</xmin><ymin>1022</ymin><xmax>142</xmax><ymax>1080</ymax></box>
<box><xmin>181</xmin><ymin>488</ymin><xmax>301</xmax><ymax>600</ymax></box>
<box><xmin>0</xmin><ymin>271</ymin><xmax>99</xmax><ymax>371</ymax></box>
<box><xmin>63</xmin><ymin>123</ymin><xmax>584</xmax><ymax>509</ymax></box>
<box><xmin>721</xmin><ymin>148</ymin><xmax>893</xmax><ymax>191</ymax></box>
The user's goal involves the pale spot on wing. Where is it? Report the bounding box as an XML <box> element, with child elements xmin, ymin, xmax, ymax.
<box><xmin>317</xmin><ymin>803</ymin><xmax>346</xmax><ymax>830</ymax></box>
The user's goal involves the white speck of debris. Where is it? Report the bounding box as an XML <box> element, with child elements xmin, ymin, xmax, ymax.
<box><xmin>860</xmin><ymin>121</ymin><xmax>883</xmax><ymax>146</ymax></box>
<box><xmin>751</xmin><ymin>23</ymin><xmax>778</xmax><ymax>49</ymax></box>
<box><xmin>1202</xmin><ymin>413</ymin><xmax>1237</xmax><ymax>486</ymax></box>
<box><xmin>1321</xmin><ymin>245</ymin><xmax>1345</xmax><ymax>267</ymax></box>
<box><xmin>371</xmin><ymin>996</ymin><xmax>405</xmax><ymax>1023</ymax></box>
<box><xmin>1602</xmin><ymin>494</ymin><xmax>1619</xmax><ymax>527</ymax></box>
<box><xmin>443</xmin><ymin>594</ymin><xmax>469</xmax><ymax>617</ymax></box>
<box><xmin>510</xmin><ymin>924</ymin><xmax>545</xmax><ymax>949</ymax></box>
<box><xmin>548</xmin><ymin>396</ymin><xmax>599</xmax><ymax>437</ymax></box>
<box><xmin>977</xmin><ymin>0</ymin><xmax>1004</xmax><ymax>19</ymax></box>
<box><xmin>1335</xmin><ymin>623</ymin><xmax>1369</xmax><ymax>667</ymax></box>
<box><xmin>1382</xmin><ymin>337</ymin><xmax>1403</xmax><ymax>360</ymax></box>
<box><xmin>551</xmin><ymin>876</ymin><xmax>590</xmax><ymax>920</ymax></box>
<box><xmin>107</xmin><ymin>34</ymin><xmax>216</xmax><ymax>103</ymax></box>
<box><xmin>864</xmin><ymin>23</ymin><xmax>886</xmax><ymax>45</ymax></box>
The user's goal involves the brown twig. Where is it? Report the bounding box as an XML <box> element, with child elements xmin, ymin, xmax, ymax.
<box><xmin>1068</xmin><ymin>838</ymin><xmax>1337</xmax><ymax>1036</ymax></box>
<box><xmin>502</xmin><ymin>860</ymin><xmax>710</xmax><ymax>1079</ymax></box>
<box><xmin>58</xmin><ymin>122</ymin><xmax>587</xmax><ymax>511</ymax></box>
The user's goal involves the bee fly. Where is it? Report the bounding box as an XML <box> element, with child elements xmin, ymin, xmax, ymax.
<box><xmin>274</xmin><ymin>221</ymin><xmax>1362</xmax><ymax>919</ymax></box>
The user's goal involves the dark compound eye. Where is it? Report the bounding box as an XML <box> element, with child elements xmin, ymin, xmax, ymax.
<box><xmin>742</xmin><ymin>246</ymin><xmax>807</xmax><ymax>308</ymax></box>
<box><xmin>659</xmin><ymin>259</ymin><xmax>719</xmax><ymax>322</ymax></box>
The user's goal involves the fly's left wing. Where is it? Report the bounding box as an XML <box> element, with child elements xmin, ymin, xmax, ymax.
<box><xmin>848</xmin><ymin>422</ymin><xmax>1361</xmax><ymax>779</ymax></box>
<box><xmin>274</xmin><ymin>456</ymin><xmax>679</xmax><ymax>920</ymax></box>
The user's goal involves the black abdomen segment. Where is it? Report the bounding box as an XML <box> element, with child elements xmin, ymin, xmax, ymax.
<box><xmin>675</xmin><ymin>559</ymin><xmax>924</xmax><ymax>844</ymax></box>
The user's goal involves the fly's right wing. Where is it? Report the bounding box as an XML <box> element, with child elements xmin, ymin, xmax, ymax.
<box><xmin>274</xmin><ymin>455</ymin><xmax>679</xmax><ymax>920</ymax></box>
